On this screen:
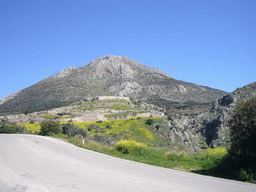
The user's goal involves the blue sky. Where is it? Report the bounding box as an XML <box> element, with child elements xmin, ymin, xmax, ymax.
<box><xmin>1</xmin><ymin>0</ymin><xmax>255</xmax><ymax>99</ymax></box>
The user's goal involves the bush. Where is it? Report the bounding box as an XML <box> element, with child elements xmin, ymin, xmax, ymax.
<box><xmin>0</xmin><ymin>122</ymin><xmax>28</xmax><ymax>134</ymax></box>
<box><xmin>62</xmin><ymin>122</ymin><xmax>87</xmax><ymax>137</ymax></box>
<box><xmin>116</xmin><ymin>140</ymin><xmax>147</xmax><ymax>154</ymax></box>
<box><xmin>201</xmin><ymin>147</ymin><xmax>228</xmax><ymax>162</ymax></box>
<box><xmin>87</xmin><ymin>124</ymin><xmax>100</xmax><ymax>131</ymax></box>
<box><xmin>154</xmin><ymin>123</ymin><xmax>160</xmax><ymax>130</ymax></box>
<box><xmin>39</xmin><ymin>120</ymin><xmax>62</xmax><ymax>135</ymax></box>
<box><xmin>145</xmin><ymin>119</ymin><xmax>153</xmax><ymax>125</ymax></box>
<box><xmin>167</xmin><ymin>115</ymin><xmax>173</xmax><ymax>121</ymax></box>
<box><xmin>77</xmin><ymin>127</ymin><xmax>87</xmax><ymax>137</ymax></box>
<box><xmin>24</xmin><ymin>110</ymin><xmax>29</xmax><ymax>115</ymax></box>
<box><xmin>229</xmin><ymin>98</ymin><xmax>256</xmax><ymax>176</ymax></box>
<box><xmin>106</xmin><ymin>124</ymin><xmax>112</xmax><ymax>129</ymax></box>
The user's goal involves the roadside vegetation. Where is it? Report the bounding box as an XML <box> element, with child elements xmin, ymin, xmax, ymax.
<box><xmin>2</xmin><ymin>98</ymin><xmax>255</xmax><ymax>184</ymax></box>
<box><xmin>0</xmin><ymin>122</ymin><xmax>30</xmax><ymax>134</ymax></box>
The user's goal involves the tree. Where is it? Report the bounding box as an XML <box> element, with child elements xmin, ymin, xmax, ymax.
<box><xmin>62</xmin><ymin>122</ymin><xmax>87</xmax><ymax>137</ymax></box>
<box><xmin>229</xmin><ymin>98</ymin><xmax>256</xmax><ymax>173</ymax></box>
<box><xmin>39</xmin><ymin>120</ymin><xmax>62</xmax><ymax>135</ymax></box>
<box><xmin>0</xmin><ymin>122</ymin><xmax>28</xmax><ymax>134</ymax></box>
<box><xmin>154</xmin><ymin>123</ymin><xmax>160</xmax><ymax>130</ymax></box>
<box><xmin>24</xmin><ymin>110</ymin><xmax>29</xmax><ymax>115</ymax></box>
<box><xmin>145</xmin><ymin>119</ymin><xmax>153</xmax><ymax>125</ymax></box>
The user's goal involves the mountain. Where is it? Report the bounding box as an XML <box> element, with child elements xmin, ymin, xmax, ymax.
<box><xmin>0</xmin><ymin>55</ymin><xmax>227</xmax><ymax>115</ymax></box>
<box><xmin>165</xmin><ymin>82</ymin><xmax>256</xmax><ymax>149</ymax></box>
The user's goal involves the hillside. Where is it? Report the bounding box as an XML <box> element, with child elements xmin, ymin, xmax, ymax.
<box><xmin>0</xmin><ymin>55</ymin><xmax>227</xmax><ymax>115</ymax></box>
<box><xmin>1</xmin><ymin>82</ymin><xmax>255</xmax><ymax>152</ymax></box>
<box><xmin>162</xmin><ymin>82</ymin><xmax>256</xmax><ymax>149</ymax></box>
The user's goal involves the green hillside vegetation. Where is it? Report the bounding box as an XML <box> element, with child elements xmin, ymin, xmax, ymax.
<box><xmin>17</xmin><ymin>115</ymin><xmax>254</xmax><ymax>183</ymax></box>
<box><xmin>0</xmin><ymin>122</ymin><xmax>30</xmax><ymax>134</ymax></box>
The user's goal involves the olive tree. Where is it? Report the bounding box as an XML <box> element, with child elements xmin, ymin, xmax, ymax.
<box><xmin>39</xmin><ymin>120</ymin><xmax>62</xmax><ymax>135</ymax></box>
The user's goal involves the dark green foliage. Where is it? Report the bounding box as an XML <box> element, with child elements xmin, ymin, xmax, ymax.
<box><xmin>106</xmin><ymin>124</ymin><xmax>112</xmax><ymax>129</ymax></box>
<box><xmin>0</xmin><ymin>122</ymin><xmax>28</xmax><ymax>134</ymax></box>
<box><xmin>145</xmin><ymin>119</ymin><xmax>153</xmax><ymax>125</ymax></box>
<box><xmin>167</xmin><ymin>115</ymin><xmax>173</xmax><ymax>121</ymax></box>
<box><xmin>94</xmin><ymin>134</ymin><xmax>106</xmax><ymax>143</ymax></box>
<box><xmin>154</xmin><ymin>123</ymin><xmax>160</xmax><ymax>130</ymax></box>
<box><xmin>87</xmin><ymin>124</ymin><xmax>100</xmax><ymax>131</ymax></box>
<box><xmin>39</xmin><ymin>120</ymin><xmax>62</xmax><ymax>135</ymax></box>
<box><xmin>62</xmin><ymin>122</ymin><xmax>87</xmax><ymax>137</ymax></box>
<box><xmin>228</xmin><ymin>98</ymin><xmax>256</xmax><ymax>176</ymax></box>
<box><xmin>77</xmin><ymin>128</ymin><xmax>87</xmax><ymax>137</ymax></box>
<box><xmin>24</xmin><ymin>110</ymin><xmax>29</xmax><ymax>115</ymax></box>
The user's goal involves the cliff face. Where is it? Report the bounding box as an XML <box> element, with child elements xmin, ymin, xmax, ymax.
<box><xmin>165</xmin><ymin>82</ymin><xmax>256</xmax><ymax>150</ymax></box>
<box><xmin>0</xmin><ymin>55</ymin><xmax>227</xmax><ymax>115</ymax></box>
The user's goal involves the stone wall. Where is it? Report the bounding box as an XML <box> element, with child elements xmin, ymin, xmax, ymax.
<box><xmin>83</xmin><ymin>96</ymin><xmax>130</xmax><ymax>102</ymax></box>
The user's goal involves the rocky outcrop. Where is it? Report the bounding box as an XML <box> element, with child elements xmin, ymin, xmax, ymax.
<box><xmin>52</xmin><ymin>66</ymin><xmax>78</xmax><ymax>79</ymax></box>
<box><xmin>166</xmin><ymin>82</ymin><xmax>256</xmax><ymax>150</ymax></box>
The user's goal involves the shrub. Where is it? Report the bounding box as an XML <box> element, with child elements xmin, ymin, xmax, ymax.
<box><xmin>229</xmin><ymin>98</ymin><xmax>256</xmax><ymax>175</ymax></box>
<box><xmin>0</xmin><ymin>122</ymin><xmax>28</xmax><ymax>134</ymax></box>
<box><xmin>62</xmin><ymin>122</ymin><xmax>87</xmax><ymax>137</ymax></box>
<box><xmin>24</xmin><ymin>110</ymin><xmax>29</xmax><ymax>115</ymax></box>
<box><xmin>23</xmin><ymin>123</ymin><xmax>41</xmax><ymax>132</ymax></box>
<box><xmin>201</xmin><ymin>147</ymin><xmax>228</xmax><ymax>162</ymax></box>
<box><xmin>106</xmin><ymin>124</ymin><xmax>112</xmax><ymax>129</ymax></box>
<box><xmin>39</xmin><ymin>120</ymin><xmax>62</xmax><ymax>135</ymax></box>
<box><xmin>167</xmin><ymin>115</ymin><xmax>173</xmax><ymax>121</ymax></box>
<box><xmin>154</xmin><ymin>123</ymin><xmax>160</xmax><ymax>130</ymax></box>
<box><xmin>77</xmin><ymin>127</ymin><xmax>87</xmax><ymax>137</ymax></box>
<box><xmin>145</xmin><ymin>119</ymin><xmax>153</xmax><ymax>125</ymax></box>
<box><xmin>116</xmin><ymin>140</ymin><xmax>147</xmax><ymax>154</ymax></box>
<box><xmin>87</xmin><ymin>124</ymin><xmax>99</xmax><ymax>131</ymax></box>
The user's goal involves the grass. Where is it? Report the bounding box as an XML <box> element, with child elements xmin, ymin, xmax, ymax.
<box><xmin>49</xmin><ymin>134</ymin><xmax>234</xmax><ymax>174</ymax></box>
<box><xmin>51</xmin><ymin>132</ymin><xmax>256</xmax><ymax>183</ymax></box>
<box><xmin>20</xmin><ymin>116</ymin><xmax>255</xmax><ymax>183</ymax></box>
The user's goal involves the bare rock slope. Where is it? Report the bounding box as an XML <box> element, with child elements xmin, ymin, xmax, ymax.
<box><xmin>0</xmin><ymin>55</ymin><xmax>226</xmax><ymax>115</ymax></box>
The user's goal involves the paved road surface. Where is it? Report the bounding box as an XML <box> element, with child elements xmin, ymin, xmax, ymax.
<box><xmin>0</xmin><ymin>134</ymin><xmax>255</xmax><ymax>192</ymax></box>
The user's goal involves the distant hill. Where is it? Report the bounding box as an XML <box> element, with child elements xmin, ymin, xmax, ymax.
<box><xmin>0</xmin><ymin>55</ymin><xmax>227</xmax><ymax>115</ymax></box>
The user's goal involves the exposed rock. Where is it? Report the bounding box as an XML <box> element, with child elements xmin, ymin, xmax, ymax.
<box><xmin>91</xmin><ymin>56</ymin><xmax>134</xmax><ymax>78</ymax></box>
<box><xmin>52</xmin><ymin>66</ymin><xmax>78</xmax><ymax>79</ymax></box>
<box><xmin>0</xmin><ymin>55</ymin><xmax>227</xmax><ymax>115</ymax></box>
<box><xmin>0</xmin><ymin>90</ymin><xmax>21</xmax><ymax>105</ymax></box>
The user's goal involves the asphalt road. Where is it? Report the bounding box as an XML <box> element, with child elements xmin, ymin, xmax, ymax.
<box><xmin>0</xmin><ymin>134</ymin><xmax>255</xmax><ymax>192</ymax></box>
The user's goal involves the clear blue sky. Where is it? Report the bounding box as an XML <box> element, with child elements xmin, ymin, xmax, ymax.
<box><xmin>1</xmin><ymin>0</ymin><xmax>255</xmax><ymax>99</ymax></box>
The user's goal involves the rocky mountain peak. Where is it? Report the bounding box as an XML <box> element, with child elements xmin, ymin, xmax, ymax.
<box><xmin>88</xmin><ymin>55</ymin><xmax>173</xmax><ymax>79</ymax></box>
<box><xmin>0</xmin><ymin>55</ymin><xmax>228</xmax><ymax>115</ymax></box>
<box><xmin>52</xmin><ymin>66</ymin><xmax>78</xmax><ymax>79</ymax></box>
<box><xmin>90</xmin><ymin>55</ymin><xmax>134</xmax><ymax>78</ymax></box>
